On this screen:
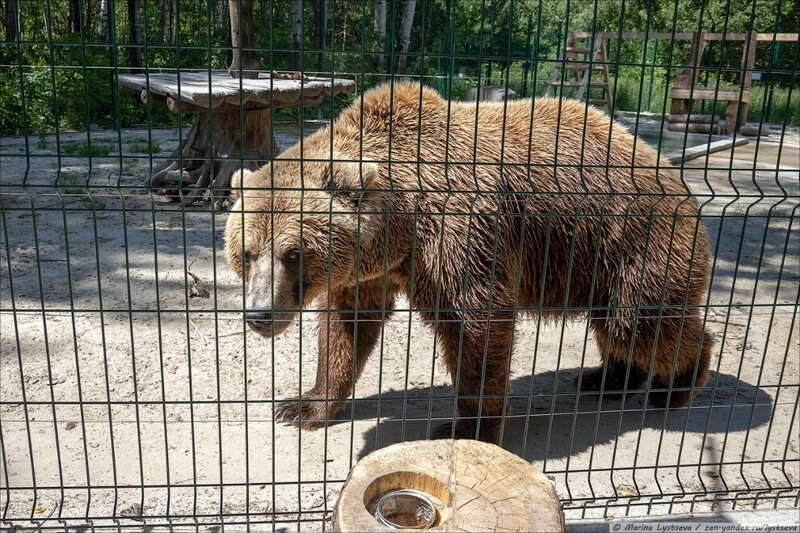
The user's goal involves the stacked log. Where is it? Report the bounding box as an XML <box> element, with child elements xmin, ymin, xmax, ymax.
<box><xmin>739</xmin><ymin>124</ymin><xmax>770</xmax><ymax>137</ymax></box>
<box><xmin>667</xmin><ymin>113</ymin><xmax>723</xmax><ymax>134</ymax></box>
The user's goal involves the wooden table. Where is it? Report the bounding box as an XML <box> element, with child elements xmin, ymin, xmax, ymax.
<box><xmin>118</xmin><ymin>71</ymin><xmax>356</xmax><ymax>207</ymax></box>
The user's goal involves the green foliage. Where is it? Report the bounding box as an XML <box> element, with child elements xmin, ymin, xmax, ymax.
<box><xmin>0</xmin><ymin>0</ymin><xmax>797</xmax><ymax>136</ymax></box>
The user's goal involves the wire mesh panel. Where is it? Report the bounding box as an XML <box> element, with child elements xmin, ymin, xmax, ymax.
<box><xmin>1</xmin><ymin>0</ymin><xmax>798</xmax><ymax>530</ymax></box>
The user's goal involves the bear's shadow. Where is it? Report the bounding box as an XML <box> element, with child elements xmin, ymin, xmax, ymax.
<box><xmin>336</xmin><ymin>368</ymin><xmax>774</xmax><ymax>461</ymax></box>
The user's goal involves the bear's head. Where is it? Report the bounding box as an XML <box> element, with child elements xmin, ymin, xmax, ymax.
<box><xmin>225</xmin><ymin>155</ymin><xmax>382</xmax><ymax>337</ymax></box>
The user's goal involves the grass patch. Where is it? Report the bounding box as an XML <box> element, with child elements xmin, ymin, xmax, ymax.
<box><xmin>80</xmin><ymin>195</ymin><xmax>106</xmax><ymax>210</ymax></box>
<box><xmin>58</xmin><ymin>171</ymin><xmax>86</xmax><ymax>194</ymax></box>
<box><xmin>62</xmin><ymin>141</ymin><xmax>113</xmax><ymax>157</ymax></box>
<box><xmin>123</xmin><ymin>158</ymin><xmax>143</xmax><ymax>173</ymax></box>
<box><xmin>128</xmin><ymin>140</ymin><xmax>162</xmax><ymax>154</ymax></box>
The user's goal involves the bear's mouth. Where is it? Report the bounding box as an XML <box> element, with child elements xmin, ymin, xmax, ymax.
<box><xmin>247</xmin><ymin>319</ymin><xmax>274</xmax><ymax>337</ymax></box>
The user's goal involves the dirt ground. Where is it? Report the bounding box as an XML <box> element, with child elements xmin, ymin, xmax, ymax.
<box><xmin>1</xmin><ymin>122</ymin><xmax>798</xmax><ymax>530</ymax></box>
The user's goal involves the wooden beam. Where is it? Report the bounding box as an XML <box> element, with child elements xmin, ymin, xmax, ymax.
<box><xmin>670</xmin><ymin>88</ymin><xmax>751</xmax><ymax>102</ymax></box>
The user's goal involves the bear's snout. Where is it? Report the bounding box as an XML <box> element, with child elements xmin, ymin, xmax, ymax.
<box><xmin>244</xmin><ymin>260</ymin><xmax>300</xmax><ymax>337</ymax></box>
<box><xmin>246</xmin><ymin>310</ymin><xmax>273</xmax><ymax>335</ymax></box>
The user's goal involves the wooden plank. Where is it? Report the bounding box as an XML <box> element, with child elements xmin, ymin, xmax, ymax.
<box><xmin>118</xmin><ymin>72</ymin><xmax>356</xmax><ymax>111</ymax></box>
<box><xmin>664</xmin><ymin>137</ymin><xmax>749</xmax><ymax>165</ymax></box>
<box><xmin>670</xmin><ymin>88</ymin><xmax>750</xmax><ymax>102</ymax></box>
<box><xmin>755</xmin><ymin>33</ymin><xmax>800</xmax><ymax>41</ymax></box>
<box><xmin>549</xmin><ymin>81</ymin><xmax>607</xmax><ymax>88</ymax></box>
<box><xmin>564</xmin><ymin>63</ymin><xmax>604</xmax><ymax>71</ymax></box>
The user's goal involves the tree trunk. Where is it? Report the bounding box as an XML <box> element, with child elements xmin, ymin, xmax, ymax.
<box><xmin>291</xmin><ymin>0</ymin><xmax>303</xmax><ymax>71</ymax></box>
<box><xmin>68</xmin><ymin>0</ymin><xmax>82</xmax><ymax>33</ymax></box>
<box><xmin>98</xmin><ymin>0</ymin><xmax>109</xmax><ymax>41</ymax></box>
<box><xmin>4</xmin><ymin>0</ymin><xmax>17</xmax><ymax>41</ymax></box>
<box><xmin>215</xmin><ymin>0</ymin><xmax>226</xmax><ymax>31</ymax></box>
<box><xmin>228</xmin><ymin>0</ymin><xmax>261</xmax><ymax>78</ymax></box>
<box><xmin>374</xmin><ymin>0</ymin><xmax>386</xmax><ymax>70</ymax></box>
<box><xmin>127</xmin><ymin>0</ymin><xmax>142</xmax><ymax>68</ymax></box>
<box><xmin>166</xmin><ymin>0</ymin><xmax>174</xmax><ymax>44</ymax></box>
<box><xmin>395</xmin><ymin>0</ymin><xmax>416</xmax><ymax>74</ymax></box>
<box><xmin>85</xmin><ymin>0</ymin><xmax>92</xmax><ymax>35</ymax></box>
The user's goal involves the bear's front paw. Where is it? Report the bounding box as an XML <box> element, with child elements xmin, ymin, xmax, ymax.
<box><xmin>576</xmin><ymin>366</ymin><xmax>607</xmax><ymax>393</ymax></box>
<box><xmin>274</xmin><ymin>398</ymin><xmax>341</xmax><ymax>429</ymax></box>
<box><xmin>431</xmin><ymin>419</ymin><xmax>500</xmax><ymax>444</ymax></box>
<box><xmin>648</xmin><ymin>389</ymin><xmax>693</xmax><ymax>409</ymax></box>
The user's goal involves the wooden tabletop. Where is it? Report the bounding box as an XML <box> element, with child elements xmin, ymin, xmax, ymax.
<box><xmin>118</xmin><ymin>71</ymin><xmax>356</xmax><ymax>111</ymax></box>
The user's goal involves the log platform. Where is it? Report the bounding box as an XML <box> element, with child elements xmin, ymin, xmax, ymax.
<box><xmin>332</xmin><ymin>440</ymin><xmax>565</xmax><ymax>532</ymax></box>
<box><xmin>119</xmin><ymin>71</ymin><xmax>356</xmax><ymax>208</ymax></box>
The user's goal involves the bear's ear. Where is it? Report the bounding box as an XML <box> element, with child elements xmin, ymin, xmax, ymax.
<box><xmin>328</xmin><ymin>158</ymin><xmax>380</xmax><ymax>193</ymax></box>
<box><xmin>230</xmin><ymin>168</ymin><xmax>258</xmax><ymax>191</ymax></box>
<box><xmin>228</xmin><ymin>167</ymin><xmax>269</xmax><ymax>207</ymax></box>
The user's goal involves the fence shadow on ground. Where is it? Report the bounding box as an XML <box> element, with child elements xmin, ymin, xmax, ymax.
<box><xmin>351</xmin><ymin>368</ymin><xmax>775</xmax><ymax>462</ymax></box>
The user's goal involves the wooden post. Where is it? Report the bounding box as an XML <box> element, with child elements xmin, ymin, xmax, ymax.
<box><xmin>736</xmin><ymin>31</ymin><xmax>758</xmax><ymax>133</ymax></box>
<box><xmin>228</xmin><ymin>0</ymin><xmax>261</xmax><ymax>78</ymax></box>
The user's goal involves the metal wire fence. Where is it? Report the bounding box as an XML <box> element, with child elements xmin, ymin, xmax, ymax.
<box><xmin>1</xmin><ymin>0</ymin><xmax>798</xmax><ymax>530</ymax></box>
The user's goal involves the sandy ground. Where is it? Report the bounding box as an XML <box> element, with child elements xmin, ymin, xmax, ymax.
<box><xmin>1</xmin><ymin>122</ymin><xmax>798</xmax><ymax>530</ymax></box>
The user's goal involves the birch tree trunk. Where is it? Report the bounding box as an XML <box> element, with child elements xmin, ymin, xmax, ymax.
<box><xmin>374</xmin><ymin>0</ymin><xmax>386</xmax><ymax>70</ymax></box>
<box><xmin>395</xmin><ymin>0</ymin><xmax>416</xmax><ymax>75</ymax></box>
<box><xmin>98</xmin><ymin>0</ymin><xmax>109</xmax><ymax>41</ymax></box>
<box><xmin>291</xmin><ymin>0</ymin><xmax>303</xmax><ymax>71</ymax></box>
<box><xmin>85</xmin><ymin>0</ymin><xmax>92</xmax><ymax>34</ymax></box>
<box><xmin>166</xmin><ymin>0</ymin><xmax>174</xmax><ymax>44</ymax></box>
<box><xmin>215</xmin><ymin>0</ymin><xmax>226</xmax><ymax>31</ymax></box>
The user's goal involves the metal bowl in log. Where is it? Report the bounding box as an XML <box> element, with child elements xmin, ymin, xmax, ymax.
<box><xmin>332</xmin><ymin>440</ymin><xmax>565</xmax><ymax>532</ymax></box>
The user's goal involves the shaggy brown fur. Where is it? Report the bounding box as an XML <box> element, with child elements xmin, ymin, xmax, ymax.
<box><xmin>225</xmin><ymin>81</ymin><xmax>713</xmax><ymax>443</ymax></box>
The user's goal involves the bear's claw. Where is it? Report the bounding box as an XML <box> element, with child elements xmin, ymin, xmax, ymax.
<box><xmin>274</xmin><ymin>398</ymin><xmax>338</xmax><ymax>430</ymax></box>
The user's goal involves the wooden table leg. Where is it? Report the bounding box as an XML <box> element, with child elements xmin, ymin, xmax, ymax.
<box><xmin>724</xmin><ymin>100</ymin><xmax>738</xmax><ymax>135</ymax></box>
<box><xmin>150</xmin><ymin>107</ymin><xmax>279</xmax><ymax>208</ymax></box>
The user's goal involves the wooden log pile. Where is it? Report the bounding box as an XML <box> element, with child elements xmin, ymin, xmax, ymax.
<box><xmin>667</xmin><ymin>113</ymin><xmax>724</xmax><ymax>135</ymax></box>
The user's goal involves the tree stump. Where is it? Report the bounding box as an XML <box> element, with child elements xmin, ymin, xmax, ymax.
<box><xmin>118</xmin><ymin>72</ymin><xmax>356</xmax><ymax>209</ymax></box>
<box><xmin>147</xmin><ymin>108</ymin><xmax>277</xmax><ymax>208</ymax></box>
<box><xmin>332</xmin><ymin>440</ymin><xmax>565</xmax><ymax>532</ymax></box>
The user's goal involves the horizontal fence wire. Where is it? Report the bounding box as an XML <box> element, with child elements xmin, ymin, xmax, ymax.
<box><xmin>1</xmin><ymin>0</ymin><xmax>799</xmax><ymax>530</ymax></box>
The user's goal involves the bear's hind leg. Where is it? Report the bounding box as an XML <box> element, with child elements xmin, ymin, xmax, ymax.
<box><xmin>583</xmin><ymin>318</ymin><xmax>650</xmax><ymax>397</ymax></box>
<box><xmin>649</xmin><ymin>315</ymin><xmax>712</xmax><ymax>409</ymax></box>
<box><xmin>430</xmin><ymin>312</ymin><xmax>514</xmax><ymax>444</ymax></box>
<box><xmin>274</xmin><ymin>282</ymin><xmax>395</xmax><ymax>429</ymax></box>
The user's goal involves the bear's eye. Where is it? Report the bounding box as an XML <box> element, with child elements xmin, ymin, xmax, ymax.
<box><xmin>283</xmin><ymin>248</ymin><xmax>302</xmax><ymax>271</ymax></box>
<box><xmin>285</xmin><ymin>248</ymin><xmax>300</xmax><ymax>262</ymax></box>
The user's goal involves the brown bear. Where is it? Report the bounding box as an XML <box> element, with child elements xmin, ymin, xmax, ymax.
<box><xmin>225</xmin><ymin>81</ymin><xmax>712</xmax><ymax>443</ymax></box>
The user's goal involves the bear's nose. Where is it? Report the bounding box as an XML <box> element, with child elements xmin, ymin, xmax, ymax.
<box><xmin>246</xmin><ymin>311</ymin><xmax>272</xmax><ymax>324</ymax></box>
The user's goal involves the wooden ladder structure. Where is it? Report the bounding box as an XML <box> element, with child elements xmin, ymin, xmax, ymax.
<box><xmin>546</xmin><ymin>33</ymin><xmax>613</xmax><ymax>110</ymax></box>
